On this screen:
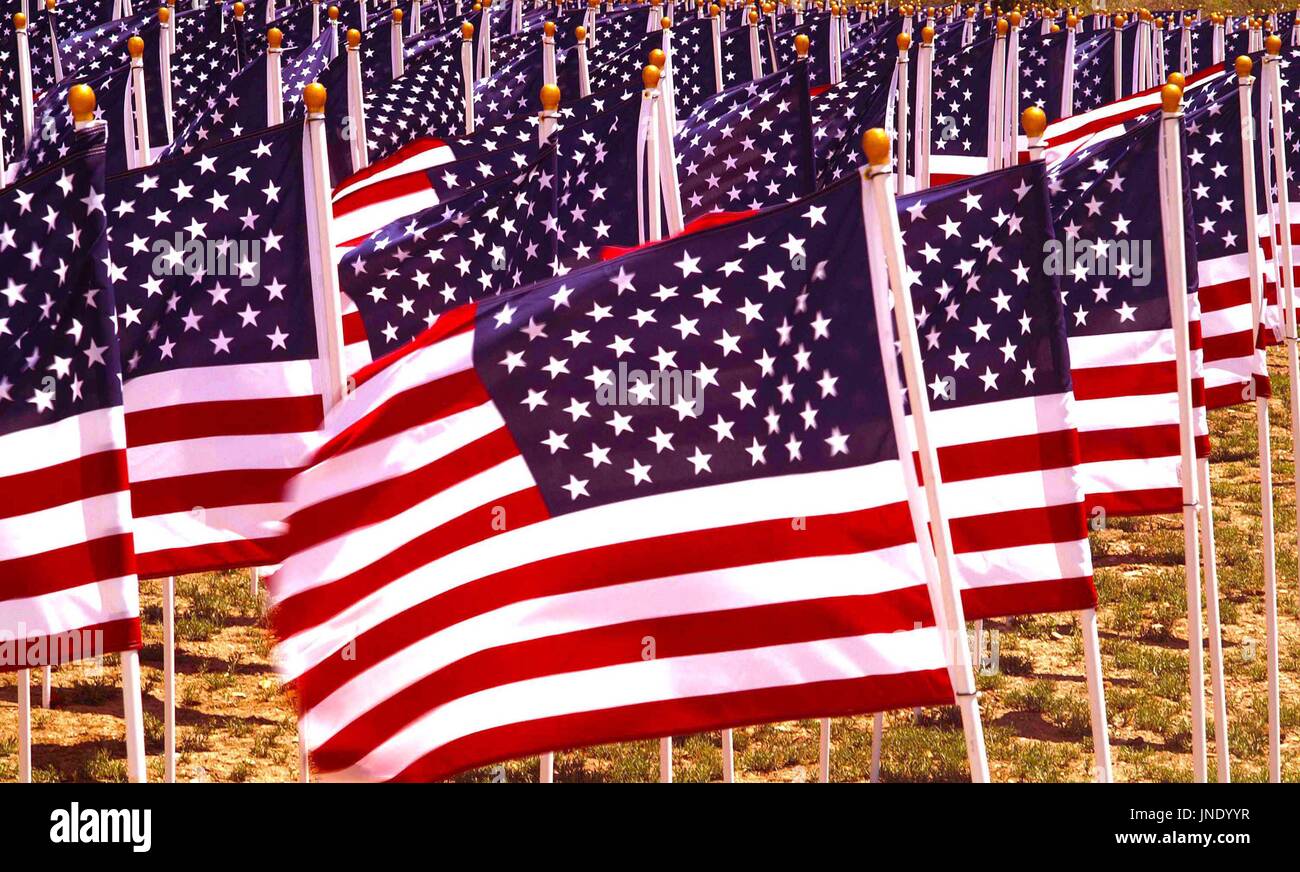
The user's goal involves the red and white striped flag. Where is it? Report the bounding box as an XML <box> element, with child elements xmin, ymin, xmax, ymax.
<box><xmin>2</xmin><ymin>135</ymin><xmax>142</xmax><ymax>666</ymax></box>
<box><xmin>270</xmin><ymin>176</ymin><xmax>956</xmax><ymax>781</ymax></box>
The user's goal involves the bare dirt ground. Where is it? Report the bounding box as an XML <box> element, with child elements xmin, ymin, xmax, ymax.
<box><xmin>3</xmin><ymin>354</ymin><xmax>1299</xmax><ymax>783</ymax></box>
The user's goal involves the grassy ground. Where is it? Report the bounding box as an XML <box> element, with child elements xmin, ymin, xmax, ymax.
<box><xmin>3</xmin><ymin>353</ymin><xmax>1299</xmax><ymax>783</ymax></box>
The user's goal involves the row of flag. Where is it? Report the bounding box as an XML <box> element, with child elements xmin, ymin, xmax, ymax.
<box><xmin>0</xmin><ymin>0</ymin><xmax>1296</xmax><ymax>783</ymax></box>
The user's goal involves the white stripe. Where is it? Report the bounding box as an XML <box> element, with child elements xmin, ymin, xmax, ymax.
<box><xmin>953</xmin><ymin>539</ymin><xmax>1092</xmax><ymax>593</ymax></box>
<box><xmin>132</xmin><ymin>502</ymin><xmax>293</xmax><ymax>554</ymax></box>
<box><xmin>1079</xmin><ymin>455</ymin><xmax>1182</xmax><ymax>502</ymax></box>
<box><xmin>328</xmin><ymin>330</ymin><xmax>476</xmax><ymax>438</ymax></box>
<box><xmin>275</xmin><ymin>461</ymin><xmax>914</xmax><ymax>672</ymax></box>
<box><xmin>0</xmin><ymin>577</ymin><xmax>140</xmax><ymax>640</ymax></box>
<box><xmin>126</xmin><ymin>430</ymin><xmax>320</xmax><ymax>481</ymax></box>
<box><xmin>936</xmin><ymin>466</ymin><xmax>1084</xmax><ymax>521</ymax></box>
<box><xmin>122</xmin><ymin>359</ymin><xmax>321</xmax><ymax>412</ymax></box>
<box><xmin>289</xmin><ymin>401</ymin><xmax>505</xmax><ymax>508</ymax></box>
<box><xmin>0</xmin><ymin>492</ymin><xmax>134</xmax><ymax>561</ymax></box>
<box><xmin>333</xmin><ymin>188</ymin><xmax>443</xmax><ymax>247</ymax></box>
<box><xmin>1067</xmin><ymin>327</ymin><xmax>1174</xmax><ymax>370</ymax></box>
<box><xmin>332</xmin><ymin>143</ymin><xmax>457</xmax><ymax>202</ymax></box>
<box><xmin>320</xmin><ymin>627</ymin><xmax>947</xmax><ymax>781</ymax></box>
<box><xmin>0</xmin><ymin>407</ymin><xmax>125</xmax><ymax>478</ymax></box>
<box><xmin>923</xmin><ymin>391</ymin><xmax>1074</xmax><ymax>447</ymax></box>
<box><xmin>299</xmin><ymin>547</ymin><xmax>931</xmax><ymax>747</ymax></box>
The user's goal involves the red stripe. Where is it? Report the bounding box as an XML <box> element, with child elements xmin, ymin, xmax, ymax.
<box><xmin>380</xmin><ymin>670</ymin><xmax>954</xmax><ymax>782</ymax></box>
<box><xmin>1072</xmin><ymin>362</ymin><xmax>1206</xmax><ymax>407</ymax></box>
<box><xmin>1204</xmin><ymin>374</ymin><xmax>1271</xmax><ymax>410</ymax></box>
<box><xmin>1201</xmin><ymin>328</ymin><xmax>1257</xmax><ymax>364</ymax></box>
<box><xmin>0</xmin><ymin>449</ymin><xmax>129</xmax><ymax>520</ymax></box>
<box><xmin>1197</xmin><ymin>276</ymin><xmax>1251</xmax><ymax>313</ymax></box>
<box><xmin>136</xmin><ymin>535</ymin><xmax>284</xmax><ymax>579</ymax></box>
<box><xmin>1078</xmin><ymin>424</ymin><xmax>1211</xmax><ymax>463</ymax></box>
<box><xmin>961</xmin><ymin>576</ymin><xmax>1097</xmax><ymax>622</ymax></box>
<box><xmin>314</xmin><ymin>366</ymin><xmax>487</xmax><ymax>465</ymax></box>
<box><xmin>948</xmin><ymin>503</ymin><xmax>1088</xmax><ymax>553</ymax></box>
<box><xmin>129</xmin><ymin>466</ymin><xmax>300</xmax><ymax>517</ymax></box>
<box><xmin>0</xmin><ymin>618</ymin><xmax>142</xmax><ymax>672</ymax></box>
<box><xmin>124</xmin><ymin>395</ymin><xmax>324</xmax><ymax>447</ymax></box>
<box><xmin>1085</xmin><ymin>487</ymin><xmax>1183</xmax><ymax>517</ymax></box>
<box><xmin>285</xmin><ymin>427</ymin><xmax>527</xmax><ymax>555</ymax></box>
<box><xmin>308</xmin><ymin>587</ymin><xmax>940</xmax><ymax>773</ymax></box>
<box><xmin>0</xmin><ymin>533</ymin><xmax>136</xmax><ymax>601</ymax></box>
<box><xmin>333</xmin><ymin>136</ymin><xmax>448</xmax><ymax>197</ymax></box>
<box><xmin>934</xmin><ymin>429</ymin><xmax>1081</xmax><ymax>483</ymax></box>
<box><xmin>282</xmin><ymin>502</ymin><xmax>919</xmax><ymax>711</ymax></box>
<box><xmin>342</xmin><ymin>310</ymin><xmax>368</xmax><ymax>346</ymax></box>
<box><xmin>333</xmin><ymin>169</ymin><xmax>436</xmax><ymax>218</ymax></box>
<box><xmin>275</xmin><ymin>487</ymin><xmax>550</xmax><ymax>641</ymax></box>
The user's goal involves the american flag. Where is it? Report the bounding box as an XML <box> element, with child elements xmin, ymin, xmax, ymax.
<box><xmin>21</xmin><ymin>61</ymin><xmax>135</xmax><ymax>177</ymax></box>
<box><xmin>1179</xmin><ymin>68</ymin><xmax>1271</xmax><ymax>409</ymax></box>
<box><xmin>810</xmin><ymin>58</ymin><xmax>891</xmax><ymax>186</ymax></box>
<box><xmin>268</xmin><ymin>172</ymin><xmax>955</xmax><ymax>782</ymax></box>
<box><xmin>896</xmin><ymin>161</ymin><xmax>1096</xmax><ymax>619</ymax></box>
<box><xmin>1046</xmin><ymin>111</ymin><xmax>1210</xmax><ymax>517</ymax></box>
<box><xmin>0</xmin><ymin>126</ymin><xmax>143</xmax><ymax>666</ymax></box>
<box><xmin>364</xmin><ymin>29</ymin><xmax>465</xmax><ymax>162</ymax></box>
<box><xmin>104</xmin><ymin>119</ymin><xmax>330</xmax><ymax>577</ymax></box>
<box><xmin>162</xmin><ymin>51</ymin><xmax>271</xmax><ymax>160</ymax></box>
<box><xmin>674</xmin><ymin>62</ymin><xmax>814</xmax><ymax>223</ymax></box>
<box><xmin>1071</xmin><ymin>27</ymin><xmax>1119</xmax><ymax>116</ymax></box>
<box><xmin>57</xmin><ymin>7</ymin><xmax>149</xmax><ymax>78</ymax></box>
<box><xmin>1017</xmin><ymin>25</ymin><xmax>1068</xmax><ymax>122</ymax></box>
<box><xmin>719</xmin><ymin>21</ymin><xmax>764</xmax><ymax>87</ymax></box>
<box><xmin>662</xmin><ymin>15</ymin><xmax>720</xmax><ymax>117</ymax></box>
<box><xmin>928</xmin><ymin>32</ymin><xmax>995</xmax><ymax>184</ymax></box>
<box><xmin>339</xmin><ymin>147</ymin><xmax>558</xmax><ymax>361</ymax></box>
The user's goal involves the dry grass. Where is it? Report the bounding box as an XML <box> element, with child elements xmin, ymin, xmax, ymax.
<box><xmin>3</xmin><ymin>353</ymin><xmax>1299</xmax><ymax>783</ymax></box>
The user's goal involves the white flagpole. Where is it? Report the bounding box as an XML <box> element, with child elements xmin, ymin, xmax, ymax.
<box><xmin>1023</xmin><ymin>104</ymin><xmax>1114</xmax><ymax>783</ymax></box>
<box><xmin>575</xmin><ymin>26</ymin><xmax>590</xmax><ymax>97</ymax></box>
<box><xmin>1258</xmin><ymin>40</ymin><xmax>1291</xmax><ymax>783</ymax></box>
<box><xmin>818</xmin><ymin>718</ymin><xmax>830</xmax><ymax>782</ymax></box>
<box><xmin>1111</xmin><ymin>16</ymin><xmax>1124</xmax><ymax>102</ymax></box>
<box><xmin>479</xmin><ymin>0</ymin><xmax>494</xmax><ymax>79</ymax></box>
<box><xmin>653</xmin><ymin>57</ymin><xmax>684</xmax><ymax>234</ymax></box>
<box><xmin>164</xmin><ymin>576</ymin><xmax>177</xmax><ymax>781</ymax></box>
<box><xmin>861</xmin><ymin>127</ymin><xmax>990</xmax><ymax>782</ymax></box>
<box><xmin>41</xmin><ymin>667</ymin><xmax>50</xmax><ymax>708</ymax></box>
<box><xmin>914</xmin><ymin>24</ymin><xmax>933</xmax><ymax>190</ymax></box>
<box><xmin>295</xmin><ymin>81</ymin><xmax>349</xmax><ymax>785</ymax></box>
<box><xmin>657</xmin><ymin>20</ymin><xmax>677</xmax><ymax>136</ymax></box>
<box><xmin>870</xmin><ymin>711</ymin><xmax>883</xmax><ymax>782</ymax></box>
<box><xmin>13</xmin><ymin>12</ymin><xmax>35</xmax><ymax>151</ymax></box>
<box><xmin>710</xmin><ymin>5</ymin><xmax>722</xmax><ymax>93</ymax></box>
<box><xmin>311</xmin><ymin>0</ymin><xmax>321</xmax><ymax>40</ymax></box>
<box><xmin>17</xmin><ymin>667</ymin><xmax>31</xmax><ymax>782</ymax></box>
<box><xmin>159</xmin><ymin>6</ymin><xmax>175</xmax><ymax>143</ymax></box>
<box><xmin>128</xmin><ymin>36</ymin><xmax>152</xmax><ymax>169</ymax></box>
<box><xmin>1003</xmin><ymin>12</ymin><xmax>1019</xmax><ymax>169</ymax></box>
<box><xmin>1196</xmin><ymin>456</ymin><xmax>1230</xmax><ymax>783</ymax></box>
<box><xmin>345</xmin><ymin>28</ymin><xmax>370</xmax><ymax>172</ymax></box>
<box><xmin>1212</xmin><ymin>14</ymin><xmax>1224</xmax><ymax>65</ymax></box>
<box><xmin>327</xmin><ymin>5</ymin><xmax>340</xmax><ymax>60</ymax></box>
<box><xmin>1156</xmin><ymin>81</ymin><xmax>1209</xmax><ymax>783</ymax></box>
<box><xmin>267</xmin><ymin>27</ymin><xmax>285</xmax><ymax>125</ymax></box>
<box><xmin>1235</xmin><ymin>51</ymin><xmax>1286</xmax><ymax>780</ymax></box>
<box><xmin>410</xmin><ymin>0</ymin><xmax>421</xmax><ymax>35</ymax></box>
<box><xmin>391</xmin><ymin>9</ymin><xmax>405</xmax><ymax>80</ymax></box>
<box><xmin>894</xmin><ymin>31</ymin><xmax>909</xmax><ymax>194</ymax></box>
<box><xmin>45</xmin><ymin>0</ymin><xmax>65</xmax><ymax>84</ymax></box>
<box><xmin>539</xmin><ymin>752</ymin><xmax>554</xmax><ymax>782</ymax></box>
<box><xmin>721</xmin><ymin>727</ymin><xmax>734</xmax><ymax>782</ymax></box>
<box><xmin>1061</xmin><ymin>14</ymin><xmax>1076</xmax><ymax>119</ymax></box>
<box><xmin>543</xmin><ymin>20</ymin><xmax>557</xmax><ymax>86</ymax></box>
<box><xmin>988</xmin><ymin>19</ymin><xmax>1006</xmax><ymax>171</ymax></box>
<box><xmin>461</xmin><ymin>22</ymin><xmax>476</xmax><ymax>134</ymax></box>
<box><xmin>747</xmin><ymin>7</ymin><xmax>762</xmax><ymax>80</ymax></box>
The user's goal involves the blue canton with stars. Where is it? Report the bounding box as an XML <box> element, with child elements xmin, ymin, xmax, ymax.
<box><xmin>104</xmin><ymin>120</ymin><xmax>318</xmax><ymax>379</ymax></box>
<box><xmin>472</xmin><ymin>173</ymin><xmax>898</xmax><ymax>514</ymax></box>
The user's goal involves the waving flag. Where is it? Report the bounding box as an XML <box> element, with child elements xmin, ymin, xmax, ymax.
<box><xmin>105</xmin><ymin>120</ymin><xmax>331</xmax><ymax>577</ymax></box>
<box><xmin>1046</xmin><ymin>112</ymin><xmax>1209</xmax><ymax>516</ymax></box>
<box><xmin>674</xmin><ymin>63</ymin><xmax>814</xmax><ymax>223</ymax></box>
<box><xmin>270</xmin><ymin>173</ymin><xmax>955</xmax><ymax>783</ymax></box>
<box><xmin>340</xmin><ymin>148</ymin><xmax>558</xmax><ymax>362</ymax></box>
<box><xmin>0</xmin><ymin>126</ymin><xmax>142</xmax><ymax>666</ymax></box>
<box><xmin>897</xmin><ymin>162</ymin><xmax>1096</xmax><ymax>619</ymax></box>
